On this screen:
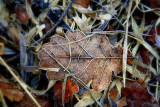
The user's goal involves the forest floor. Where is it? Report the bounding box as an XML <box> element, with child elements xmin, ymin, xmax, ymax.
<box><xmin>0</xmin><ymin>0</ymin><xmax>160</xmax><ymax>107</ymax></box>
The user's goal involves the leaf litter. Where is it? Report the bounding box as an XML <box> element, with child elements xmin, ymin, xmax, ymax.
<box><xmin>0</xmin><ymin>0</ymin><xmax>160</xmax><ymax>106</ymax></box>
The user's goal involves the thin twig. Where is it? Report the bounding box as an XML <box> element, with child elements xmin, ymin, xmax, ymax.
<box><xmin>122</xmin><ymin>0</ymin><xmax>133</xmax><ymax>87</ymax></box>
<box><xmin>52</xmin><ymin>56</ymin><xmax>134</xmax><ymax>59</ymax></box>
<box><xmin>62</xmin><ymin>74</ymin><xmax>69</xmax><ymax>106</ymax></box>
<box><xmin>0</xmin><ymin>90</ymin><xmax>7</xmax><ymax>107</ymax></box>
<box><xmin>155</xmin><ymin>59</ymin><xmax>159</xmax><ymax>100</ymax></box>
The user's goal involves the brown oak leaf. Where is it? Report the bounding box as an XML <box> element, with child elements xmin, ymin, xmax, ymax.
<box><xmin>38</xmin><ymin>30</ymin><xmax>133</xmax><ymax>91</ymax></box>
<box><xmin>52</xmin><ymin>76</ymin><xmax>79</xmax><ymax>105</ymax></box>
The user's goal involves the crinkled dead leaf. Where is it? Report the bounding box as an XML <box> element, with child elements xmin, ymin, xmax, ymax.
<box><xmin>74</xmin><ymin>0</ymin><xmax>93</xmax><ymax>8</ymax></box>
<box><xmin>38</xmin><ymin>30</ymin><xmax>133</xmax><ymax>91</ymax></box>
<box><xmin>140</xmin><ymin>47</ymin><xmax>151</xmax><ymax>65</ymax></box>
<box><xmin>0</xmin><ymin>76</ymin><xmax>24</xmax><ymax>102</ymax></box>
<box><xmin>14</xmin><ymin>5</ymin><xmax>30</xmax><ymax>24</ymax></box>
<box><xmin>121</xmin><ymin>82</ymin><xmax>157</xmax><ymax>106</ymax></box>
<box><xmin>52</xmin><ymin>77</ymin><xmax>79</xmax><ymax>105</ymax></box>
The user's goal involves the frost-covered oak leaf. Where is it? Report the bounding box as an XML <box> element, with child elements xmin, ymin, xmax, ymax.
<box><xmin>38</xmin><ymin>30</ymin><xmax>133</xmax><ymax>91</ymax></box>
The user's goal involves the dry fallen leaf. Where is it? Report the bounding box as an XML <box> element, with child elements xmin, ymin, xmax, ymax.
<box><xmin>52</xmin><ymin>77</ymin><xmax>79</xmax><ymax>105</ymax></box>
<box><xmin>121</xmin><ymin>82</ymin><xmax>157</xmax><ymax>106</ymax></box>
<box><xmin>74</xmin><ymin>0</ymin><xmax>93</xmax><ymax>8</ymax></box>
<box><xmin>38</xmin><ymin>30</ymin><xmax>133</xmax><ymax>91</ymax></box>
<box><xmin>14</xmin><ymin>5</ymin><xmax>30</xmax><ymax>24</ymax></box>
<box><xmin>0</xmin><ymin>76</ymin><xmax>24</xmax><ymax>102</ymax></box>
<box><xmin>139</xmin><ymin>46</ymin><xmax>151</xmax><ymax>65</ymax></box>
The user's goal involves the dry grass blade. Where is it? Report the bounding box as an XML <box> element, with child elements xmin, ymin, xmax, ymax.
<box><xmin>156</xmin><ymin>59</ymin><xmax>159</xmax><ymax>100</ymax></box>
<box><xmin>0</xmin><ymin>89</ymin><xmax>7</xmax><ymax>107</ymax></box>
<box><xmin>122</xmin><ymin>0</ymin><xmax>133</xmax><ymax>87</ymax></box>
